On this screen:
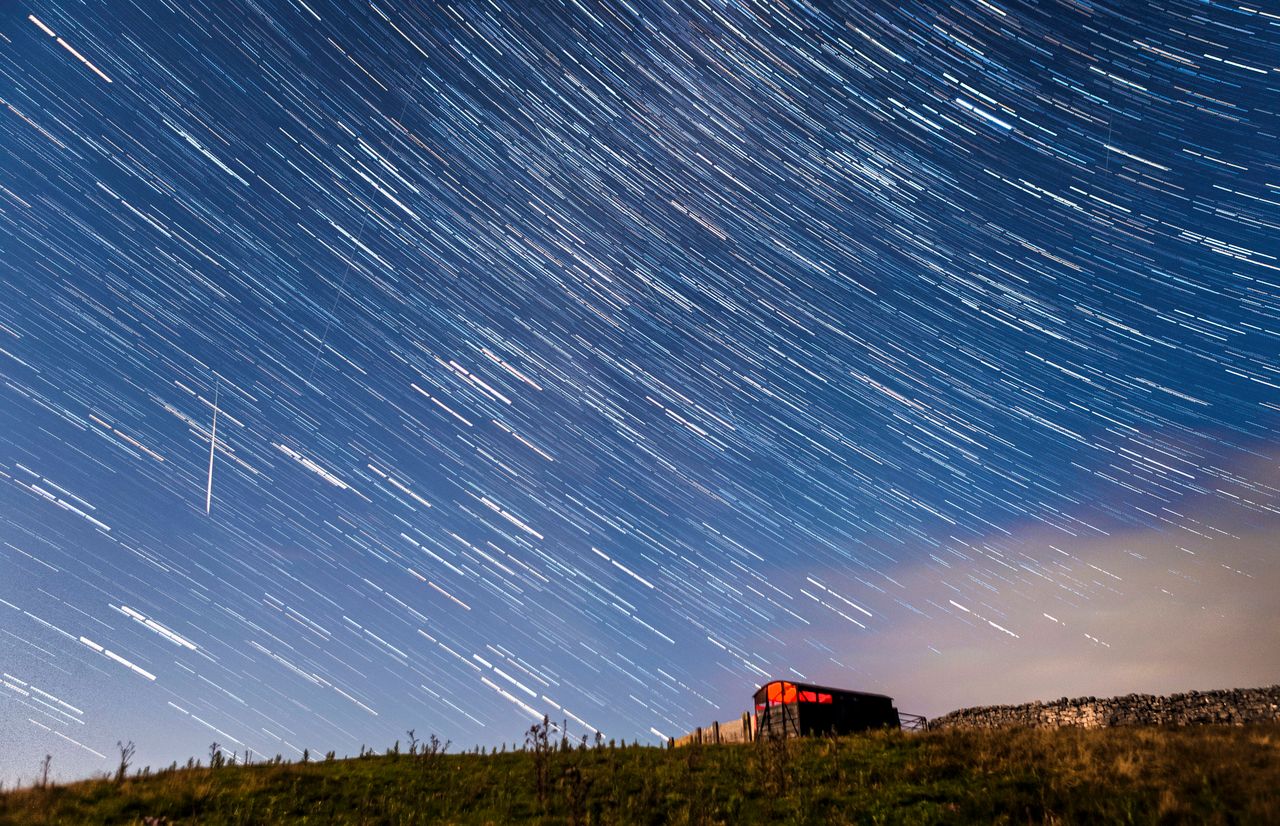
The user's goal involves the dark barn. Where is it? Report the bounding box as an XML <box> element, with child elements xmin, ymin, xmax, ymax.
<box><xmin>754</xmin><ymin>679</ymin><xmax>903</xmax><ymax>739</ymax></box>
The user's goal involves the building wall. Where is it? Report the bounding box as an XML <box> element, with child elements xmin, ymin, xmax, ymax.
<box><xmin>928</xmin><ymin>685</ymin><xmax>1280</xmax><ymax>730</ymax></box>
<box><xmin>796</xmin><ymin>698</ymin><xmax>900</xmax><ymax>735</ymax></box>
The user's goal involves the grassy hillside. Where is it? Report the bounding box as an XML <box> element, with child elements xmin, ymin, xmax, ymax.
<box><xmin>3</xmin><ymin>723</ymin><xmax>1278</xmax><ymax>825</ymax></box>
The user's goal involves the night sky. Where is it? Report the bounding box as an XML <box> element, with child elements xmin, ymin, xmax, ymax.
<box><xmin>3</xmin><ymin>0</ymin><xmax>1279</xmax><ymax>784</ymax></box>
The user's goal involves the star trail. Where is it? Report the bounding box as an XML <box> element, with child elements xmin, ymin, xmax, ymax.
<box><xmin>2</xmin><ymin>0</ymin><xmax>1279</xmax><ymax>782</ymax></box>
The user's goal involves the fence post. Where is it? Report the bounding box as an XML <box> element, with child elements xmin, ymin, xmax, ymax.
<box><xmin>712</xmin><ymin>721</ymin><xmax>720</xmax><ymax>744</ymax></box>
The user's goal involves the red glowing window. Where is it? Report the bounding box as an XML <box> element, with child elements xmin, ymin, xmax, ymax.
<box><xmin>759</xmin><ymin>682</ymin><xmax>841</xmax><ymax>705</ymax></box>
<box><xmin>764</xmin><ymin>681</ymin><xmax>799</xmax><ymax>705</ymax></box>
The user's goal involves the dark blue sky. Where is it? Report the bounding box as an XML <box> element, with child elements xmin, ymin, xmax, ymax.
<box><xmin>2</xmin><ymin>0</ymin><xmax>1278</xmax><ymax>783</ymax></box>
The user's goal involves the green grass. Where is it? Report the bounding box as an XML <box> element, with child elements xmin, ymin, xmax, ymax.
<box><xmin>3</xmin><ymin>724</ymin><xmax>1278</xmax><ymax>824</ymax></box>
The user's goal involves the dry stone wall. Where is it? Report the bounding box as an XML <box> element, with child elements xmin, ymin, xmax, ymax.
<box><xmin>929</xmin><ymin>685</ymin><xmax>1280</xmax><ymax>731</ymax></box>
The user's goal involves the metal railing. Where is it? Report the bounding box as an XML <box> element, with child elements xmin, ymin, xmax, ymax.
<box><xmin>899</xmin><ymin>712</ymin><xmax>928</xmax><ymax>731</ymax></box>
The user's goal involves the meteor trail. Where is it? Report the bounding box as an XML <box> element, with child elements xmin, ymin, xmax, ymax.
<box><xmin>205</xmin><ymin>382</ymin><xmax>218</xmax><ymax>515</ymax></box>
